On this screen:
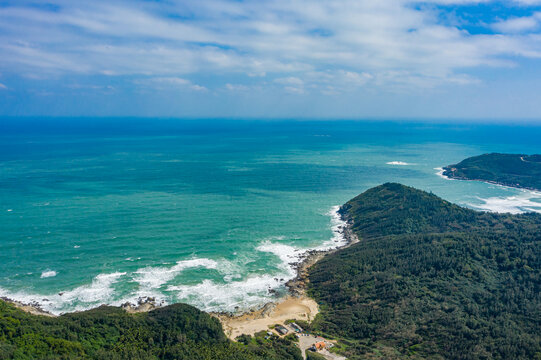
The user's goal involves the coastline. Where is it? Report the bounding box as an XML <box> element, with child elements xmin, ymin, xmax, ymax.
<box><xmin>1</xmin><ymin>208</ymin><xmax>360</xmax><ymax>340</ymax></box>
<box><xmin>441</xmin><ymin>166</ymin><xmax>541</xmax><ymax>193</ymax></box>
<box><xmin>214</xmin><ymin>209</ymin><xmax>359</xmax><ymax>339</ymax></box>
<box><xmin>1</xmin><ymin>297</ymin><xmax>56</xmax><ymax>317</ymax></box>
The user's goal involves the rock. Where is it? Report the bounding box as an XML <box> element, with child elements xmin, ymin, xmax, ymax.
<box><xmin>261</xmin><ymin>302</ymin><xmax>276</xmax><ymax>317</ymax></box>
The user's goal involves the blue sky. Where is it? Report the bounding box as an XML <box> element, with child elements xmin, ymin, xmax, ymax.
<box><xmin>1</xmin><ymin>0</ymin><xmax>541</xmax><ymax>120</ymax></box>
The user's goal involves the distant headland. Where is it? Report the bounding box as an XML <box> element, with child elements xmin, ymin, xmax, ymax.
<box><xmin>442</xmin><ymin>153</ymin><xmax>541</xmax><ymax>191</ymax></box>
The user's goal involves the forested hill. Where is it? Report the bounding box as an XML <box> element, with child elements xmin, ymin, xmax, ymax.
<box><xmin>442</xmin><ymin>153</ymin><xmax>541</xmax><ymax>191</ymax></box>
<box><xmin>308</xmin><ymin>183</ymin><xmax>541</xmax><ymax>360</ymax></box>
<box><xmin>0</xmin><ymin>301</ymin><xmax>301</xmax><ymax>359</ymax></box>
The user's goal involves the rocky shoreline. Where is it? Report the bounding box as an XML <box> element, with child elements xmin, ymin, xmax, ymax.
<box><xmin>285</xmin><ymin>210</ymin><xmax>359</xmax><ymax>297</ymax></box>
<box><xmin>442</xmin><ymin>166</ymin><xmax>541</xmax><ymax>193</ymax></box>
<box><xmin>212</xmin><ymin>208</ymin><xmax>360</xmax><ymax>338</ymax></box>
<box><xmin>1</xmin><ymin>297</ymin><xmax>55</xmax><ymax>317</ymax></box>
<box><xmin>214</xmin><ymin>206</ymin><xmax>360</xmax><ymax>318</ymax></box>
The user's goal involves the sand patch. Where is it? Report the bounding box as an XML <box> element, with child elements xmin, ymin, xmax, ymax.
<box><xmin>214</xmin><ymin>295</ymin><xmax>318</xmax><ymax>340</ymax></box>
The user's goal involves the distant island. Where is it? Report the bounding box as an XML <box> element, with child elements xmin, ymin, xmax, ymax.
<box><xmin>2</xmin><ymin>183</ymin><xmax>540</xmax><ymax>359</ymax></box>
<box><xmin>442</xmin><ymin>153</ymin><xmax>541</xmax><ymax>191</ymax></box>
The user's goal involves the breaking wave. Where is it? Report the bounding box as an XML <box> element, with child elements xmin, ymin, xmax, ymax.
<box><xmin>40</xmin><ymin>270</ymin><xmax>57</xmax><ymax>278</ymax></box>
<box><xmin>468</xmin><ymin>191</ymin><xmax>541</xmax><ymax>214</ymax></box>
<box><xmin>0</xmin><ymin>272</ymin><xmax>126</xmax><ymax>314</ymax></box>
<box><xmin>434</xmin><ymin>167</ymin><xmax>452</xmax><ymax>180</ymax></box>
<box><xmin>0</xmin><ymin>206</ymin><xmax>348</xmax><ymax>314</ymax></box>
<box><xmin>133</xmin><ymin>258</ymin><xmax>218</xmax><ymax>299</ymax></box>
<box><xmin>387</xmin><ymin>161</ymin><xmax>412</xmax><ymax>166</ymax></box>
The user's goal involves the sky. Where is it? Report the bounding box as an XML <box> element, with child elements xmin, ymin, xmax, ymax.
<box><xmin>1</xmin><ymin>0</ymin><xmax>541</xmax><ymax>120</ymax></box>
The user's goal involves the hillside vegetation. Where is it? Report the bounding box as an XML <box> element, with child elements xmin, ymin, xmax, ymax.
<box><xmin>307</xmin><ymin>183</ymin><xmax>541</xmax><ymax>359</ymax></box>
<box><xmin>0</xmin><ymin>301</ymin><xmax>301</xmax><ymax>360</ymax></box>
<box><xmin>442</xmin><ymin>153</ymin><xmax>541</xmax><ymax>191</ymax></box>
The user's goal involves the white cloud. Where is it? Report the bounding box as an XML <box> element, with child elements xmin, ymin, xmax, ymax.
<box><xmin>225</xmin><ymin>83</ymin><xmax>251</xmax><ymax>91</ymax></box>
<box><xmin>284</xmin><ymin>86</ymin><xmax>305</xmax><ymax>94</ymax></box>
<box><xmin>274</xmin><ymin>77</ymin><xmax>304</xmax><ymax>86</ymax></box>
<box><xmin>493</xmin><ymin>12</ymin><xmax>541</xmax><ymax>33</ymax></box>
<box><xmin>135</xmin><ymin>77</ymin><xmax>207</xmax><ymax>91</ymax></box>
<box><xmin>150</xmin><ymin>77</ymin><xmax>191</xmax><ymax>86</ymax></box>
<box><xmin>0</xmin><ymin>0</ymin><xmax>541</xmax><ymax>92</ymax></box>
<box><xmin>190</xmin><ymin>84</ymin><xmax>208</xmax><ymax>91</ymax></box>
<box><xmin>513</xmin><ymin>0</ymin><xmax>541</xmax><ymax>5</ymax></box>
<box><xmin>0</xmin><ymin>83</ymin><xmax>7</xmax><ymax>89</ymax></box>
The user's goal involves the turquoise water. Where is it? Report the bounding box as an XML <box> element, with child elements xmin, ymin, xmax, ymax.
<box><xmin>1</xmin><ymin>120</ymin><xmax>540</xmax><ymax>314</ymax></box>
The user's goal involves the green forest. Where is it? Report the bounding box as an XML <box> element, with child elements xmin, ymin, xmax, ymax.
<box><xmin>442</xmin><ymin>153</ymin><xmax>541</xmax><ymax>191</ymax></box>
<box><xmin>0</xmin><ymin>301</ymin><xmax>301</xmax><ymax>360</ymax></box>
<box><xmin>307</xmin><ymin>183</ymin><xmax>541</xmax><ymax>359</ymax></box>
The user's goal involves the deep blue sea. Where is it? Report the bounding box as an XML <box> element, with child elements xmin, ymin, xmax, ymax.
<box><xmin>1</xmin><ymin>119</ymin><xmax>540</xmax><ymax>314</ymax></box>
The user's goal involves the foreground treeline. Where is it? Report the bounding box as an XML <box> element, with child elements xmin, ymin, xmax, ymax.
<box><xmin>0</xmin><ymin>301</ymin><xmax>301</xmax><ymax>360</ymax></box>
<box><xmin>308</xmin><ymin>183</ymin><xmax>541</xmax><ymax>359</ymax></box>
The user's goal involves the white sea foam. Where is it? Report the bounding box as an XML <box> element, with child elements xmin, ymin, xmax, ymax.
<box><xmin>225</xmin><ymin>167</ymin><xmax>253</xmax><ymax>172</ymax></box>
<box><xmin>40</xmin><ymin>270</ymin><xmax>57</xmax><ymax>278</ymax></box>
<box><xmin>469</xmin><ymin>192</ymin><xmax>541</xmax><ymax>214</ymax></box>
<box><xmin>60</xmin><ymin>272</ymin><xmax>126</xmax><ymax>306</ymax></box>
<box><xmin>167</xmin><ymin>274</ymin><xmax>283</xmax><ymax>312</ymax></box>
<box><xmin>257</xmin><ymin>206</ymin><xmax>347</xmax><ymax>272</ymax></box>
<box><xmin>387</xmin><ymin>161</ymin><xmax>412</xmax><ymax>166</ymax></box>
<box><xmin>0</xmin><ymin>272</ymin><xmax>126</xmax><ymax>314</ymax></box>
<box><xmin>433</xmin><ymin>167</ymin><xmax>541</xmax><ymax>213</ymax></box>
<box><xmin>256</xmin><ymin>242</ymin><xmax>303</xmax><ymax>277</ymax></box>
<box><xmin>434</xmin><ymin>167</ymin><xmax>453</xmax><ymax>180</ymax></box>
<box><xmin>1</xmin><ymin>207</ymin><xmax>349</xmax><ymax>314</ymax></box>
<box><xmin>133</xmin><ymin>258</ymin><xmax>218</xmax><ymax>298</ymax></box>
<box><xmin>316</xmin><ymin>205</ymin><xmax>349</xmax><ymax>250</ymax></box>
<box><xmin>125</xmin><ymin>257</ymin><xmax>141</xmax><ymax>261</ymax></box>
<box><xmin>165</xmin><ymin>206</ymin><xmax>349</xmax><ymax>312</ymax></box>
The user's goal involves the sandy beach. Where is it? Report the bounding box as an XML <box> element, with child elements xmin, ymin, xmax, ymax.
<box><xmin>213</xmin><ymin>212</ymin><xmax>359</xmax><ymax>339</ymax></box>
<box><xmin>213</xmin><ymin>295</ymin><xmax>319</xmax><ymax>339</ymax></box>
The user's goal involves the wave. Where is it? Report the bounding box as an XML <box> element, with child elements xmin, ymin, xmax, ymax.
<box><xmin>163</xmin><ymin>206</ymin><xmax>349</xmax><ymax>313</ymax></box>
<box><xmin>433</xmin><ymin>167</ymin><xmax>541</xmax><ymax>214</ymax></box>
<box><xmin>434</xmin><ymin>167</ymin><xmax>453</xmax><ymax>180</ymax></box>
<box><xmin>387</xmin><ymin>161</ymin><xmax>412</xmax><ymax>166</ymax></box>
<box><xmin>468</xmin><ymin>192</ymin><xmax>541</xmax><ymax>214</ymax></box>
<box><xmin>167</xmin><ymin>274</ymin><xmax>283</xmax><ymax>313</ymax></box>
<box><xmin>320</xmin><ymin>205</ymin><xmax>349</xmax><ymax>250</ymax></box>
<box><xmin>0</xmin><ymin>206</ymin><xmax>348</xmax><ymax>315</ymax></box>
<box><xmin>256</xmin><ymin>206</ymin><xmax>347</xmax><ymax>273</ymax></box>
<box><xmin>132</xmin><ymin>258</ymin><xmax>218</xmax><ymax>299</ymax></box>
<box><xmin>0</xmin><ymin>272</ymin><xmax>126</xmax><ymax>314</ymax></box>
<box><xmin>40</xmin><ymin>270</ymin><xmax>57</xmax><ymax>278</ymax></box>
<box><xmin>256</xmin><ymin>242</ymin><xmax>303</xmax><ymax>277</ymax></box>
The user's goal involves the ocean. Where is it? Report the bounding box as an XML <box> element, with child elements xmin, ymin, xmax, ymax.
<box><xmin>1</xmin><ymin>119</ymin><xmax>540</xmax><ymax>314</ymax></box>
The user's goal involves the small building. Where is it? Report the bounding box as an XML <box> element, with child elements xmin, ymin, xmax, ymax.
<box><xmin>290</xmin><ymin>322</ymin><xmax>303</xmax><ymax>332</ymax></box>
<box><xmin>275</xmin><ymin>325</ymin><xmax>289</xmax><ymax>335</ymax></box>
<box><xmin>312</xmin><ymin>341</ymin><xmax>326</xmax><ymax>351</ymax></box>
